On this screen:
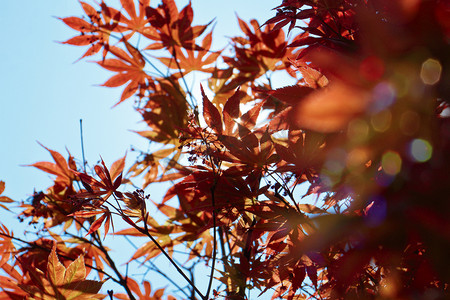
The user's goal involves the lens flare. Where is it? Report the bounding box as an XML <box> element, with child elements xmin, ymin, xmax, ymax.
<box><xmin>409</xmin><ymin>139</ymin><xmax>432</xmax><ymax>162</ymax></box>
<box><xmin>347</xmin><ymin>148</ymin><xmax>369</xmax><ymax>169</ymax></box>
<box><xmin>347</xmin><ymin>119</ymin><xmax>369</xmax><ymax>142</ymax></box>
<box><xmin>381</xmin><ymin>151</ymin><xmax>402</xmax><ymax>175</ymax></box>
<box><xmin>369</xmin><ymin>82</ymin><xmax>396</xmax><ymax>113</ymax></box>
<box><xmin>420</xmin><ymin>58</ymin><xmax>442</xmax><ymax>85</ymax></box>
<box><xmin>371</xmin><ymin>110</ymin><xmax>392</xmax><ymax>132</ymax></box>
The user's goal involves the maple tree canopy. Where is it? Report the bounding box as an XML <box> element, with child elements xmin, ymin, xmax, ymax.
<box><xmin>0</xmin><ymin>0</ymin><xmax>449</xmax><ymax>299</ymax></box>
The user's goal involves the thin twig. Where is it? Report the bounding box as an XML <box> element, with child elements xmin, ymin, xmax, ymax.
<box><xmin>217</xmin><ymin>226</ymin><xmax>229</xmax><ymax>280</ymax></box>
<box><xmin>123</xmin><ymin>213</ymin><xmax>206</xmax><ymax>300</ymax></box>
<box><xmin>205</xmin><ymin>183</ymin><xmax>218</xmax><ymax>300</ymax></box>
<box><xmin>171</xmin><ymin>47</ymin><xmax>197</xmax><ymax>108</ymax></box>
<box><xmin>123</xmin><ymin>235</ymin><xmax>191</xmax><ymax>299</ymax></box>
<box><xmin>80</xmin><ymin>119</ymin><xmax>87</xmax><ymax>172</ymax></box>
<box><xmin>92</xmin><ymin>230</ymin><xmax>137</xmax><ymax>300</ymax></box>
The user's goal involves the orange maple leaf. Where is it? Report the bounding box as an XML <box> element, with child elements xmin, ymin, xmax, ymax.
<box><xmin>18</xmin><ymin>244</ymin><xmax>106</xmax><ymax>299</ymax></box>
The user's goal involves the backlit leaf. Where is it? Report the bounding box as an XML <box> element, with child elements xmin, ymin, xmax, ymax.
<box><xmin>201</xmin><ymin>85</ymin><xmax>222</xmax><ymax>134</ymax></box>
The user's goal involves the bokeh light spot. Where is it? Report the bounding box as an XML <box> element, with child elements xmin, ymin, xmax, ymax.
<box><xmin>369</xmin><ymin>82</ymin><xmax>396</xmax><ymax>113</ymax></box>
<box><xmin>347</xmin><ymin>119</ymin><xmax>370</xmax><ymax>142</ymax></box>
<box><xmin>371</xmin><ymin>110</ymin><xmax>392</xmax><ymax>132</ymax></box>
<box><xmin>381</xmin><ymin>151</ymin><xmax>402</xmax><ymax>175</ymax></box>
<box><xmin>409</xmin><ymin>139</ymin><xmax>432</xmax><ymax>162</ymax></box>
<box><xmin>346</xmin><ymin>148</ymin><xmax>369</xmax><ymax>169</ymax></box>
<box><xmin>420</xmin><ymin>58</ymin><xmax>442</xmax><ymax>85</ymax></box>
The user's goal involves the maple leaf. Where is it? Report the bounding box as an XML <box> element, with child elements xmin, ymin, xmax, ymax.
<box><xmin>114</xmin><ymin>278</ymin><xmax>173</xmax><ymax>300</ymax></box>
<box><xmin>115</xmin><ymin>224</ymin><xmax>177</xmax><ymax>262</ymax></box>
<box><xmin>0</xmin><ymin>263</ymin><xmax>29</xmax><ymax>299</ymax></box>
<box><xmin>76</xmin><ymin>241</ymin><xmax>111</xmax><ymax>281</ymax></box>
<box><xmin>263</xmin><ymin>5</ymin><xmax>301</xmax><ymax>33</ymax></box>
<box><xmin>60</xmin><ymin>1</ymin><xmax>122</xmax><ymax>59</ymax></box>
<box><xmin>72</xmin><ymin>155</ymin><xmax>126</xmax><ymax>203</ymax></box>
<box><xmin>144</xmin><ymin>0</ymin><xmax>211</xmax><ymax>50</ymax></box>
<box><xmin>27</xmin><ymin>143</ymin><xmax>76</xmax><ymax>189</ymax></box>
<box><xmin>98</xmin><ymin>45</ymin><xmax>150</xmax><ymax>105</ymax></box>
<box><xmin>223</xmin><ymin>17</ymin><xmax>290</xmax><ymax>83</ymax></box>
<box><xmin>201</xmin><ymin>85</ymin><xmax>223</xmax><ymax>134</ymax></box>
<box><xmin>117</xmin><ymin>0</ymin><xmax>153</xmax><ymax>38</ymax></box>
<box><xmin>265</xmin><ymin>85</ymin><xmax>314</xmax><ymax>106</ymax></box>
<box><xmin>18</xmin><ymin>244</ymin><xmax>105</xmax><ymax>299</ymax></box>
<box><xmin>135</xmin><ymin>79</ymin><xmax>189</xmax><ymax>143</ymax></box>
<box><xmin>128</xmin><ymin>79</ymin><xmax>191</xmax><ymax>187</ymax></box>
<box><xmin>158</xmin><ymin>31</ymin><xmax>221</xmax><ymax>74</ymax></box>
<box><xmin>0</xmin><ymin>224</ymin><xmax>15</xmax><ymax>268</ymax></box>
<box><xmin>207</xmin><ymin>67</ymin><xmax>240</xmax><ymax>102</ymax></box>
<box><xmin>70</xmin><ymin>209</ymin><xmax>113</xmax><ymax>239</ymax></box>
<box><xmin>0</xmin><ymin>181</ymin><xmax>13</xmax><ymax>211</ymax></box>
<box><xmin>218</xmin><ymin>126</ymin><xmax>276</xmax><ymax>169</ymax></box>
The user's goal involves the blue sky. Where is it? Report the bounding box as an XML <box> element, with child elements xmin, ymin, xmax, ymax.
<box><xmin>0</xmin><ymin>0</ymin><xmax>284</xmax><ymax>297</ymax></box>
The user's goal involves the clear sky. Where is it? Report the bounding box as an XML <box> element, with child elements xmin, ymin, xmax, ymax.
<box><xmin>0</xmin><ymin>0</ymin><xmax>284</xmax><ymax>297</ymax></box>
